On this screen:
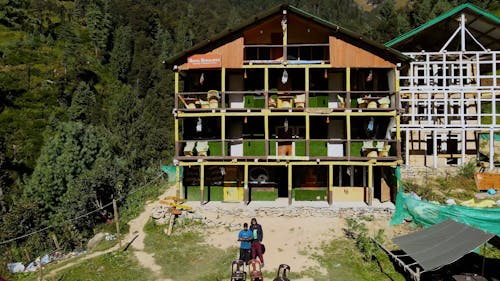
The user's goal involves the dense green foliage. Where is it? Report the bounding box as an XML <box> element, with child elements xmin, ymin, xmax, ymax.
<box><xmin>0</xmin><ymin>0</ymin><xmax>499</xmax><ymax>277</ymax></box>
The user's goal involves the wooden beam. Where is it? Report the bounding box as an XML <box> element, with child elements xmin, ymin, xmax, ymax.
<box><xmin>368</xmin><ymin>164</ymin><xmax>373</xmax><ymax>206</ymax></box>
<box><xmin>328</xmin><ymin>164</ymin><xmax>333</xmax><ymax>205</ymax></box>
<box><xmin>242</xmin><ymin>64</ymin><xmax>333</xmax><ymax>69</ymax></box>
<box><xmin>221</xmin><ymin>115</ymin><xmax>226</xmax><ymax>157</ymax></box>
<box><xmin>177</xmin><ymin>161</ymin><xmax>400</xmax><ymax>167</ymax></box>
<box><xmin>244</xmin><ymin>163</ymin><xmax>249</xmax><ymax>204</ymax></box>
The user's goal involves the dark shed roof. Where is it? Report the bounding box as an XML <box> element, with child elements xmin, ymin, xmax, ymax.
<box><xmin>393</xmin><ymin>219</ymin><xmax>496</xmax><ymax>272</ymax></box>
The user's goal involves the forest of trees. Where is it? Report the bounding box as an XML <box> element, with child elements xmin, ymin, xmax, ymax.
<box><xmin>0</xmin><ymin>0</ymin><xmax>498</xmax><ymax>275</ymax></box>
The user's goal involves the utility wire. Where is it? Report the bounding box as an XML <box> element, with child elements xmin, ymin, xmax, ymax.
<box><xmin>0</xmin><ymin>173</ymin><xmax>164</xmax><ymax>245</ymax></box>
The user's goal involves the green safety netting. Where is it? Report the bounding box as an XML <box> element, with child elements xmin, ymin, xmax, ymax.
<box><xmin>478</xmin><ymin>132</ymin><xmax>500</xmax><ymax>162</ymax></box>
<box><xmin>390</xmin><ymin>167</ymin><xmax>500</xmax><ymax>236</ymax></box>
<box><xmin>160</xmin><ymin>165</ymin><xmax>181</xmax><ymax>183</ymax></box>
<box><xmin>478</xmin><ymin>133</ymin><xmax>500</xmax><ymax>141</ymax></box>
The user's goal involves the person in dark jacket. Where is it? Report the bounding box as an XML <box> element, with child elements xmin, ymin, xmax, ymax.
<box><xmin>249</xmin><ymin>217</ymin><xmax>264</xmax><ymax>266</ymax></box>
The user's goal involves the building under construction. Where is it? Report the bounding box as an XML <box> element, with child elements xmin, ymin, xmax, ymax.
<box><xmin>387</xmin><ymin>3</ymin><xmax>500</xmax><ymax>170</ymax></box>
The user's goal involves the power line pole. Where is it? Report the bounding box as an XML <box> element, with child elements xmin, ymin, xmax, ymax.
<box><xmin>113</xmin><ymin>199</ymin><xmax>122</xmax><ymax>247</ymax></box>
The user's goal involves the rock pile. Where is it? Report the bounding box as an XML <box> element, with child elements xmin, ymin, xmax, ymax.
<box><xmin>151</xmin><ymin>203</ymin><xmax>394</xmax><ymax>231</ymax></box>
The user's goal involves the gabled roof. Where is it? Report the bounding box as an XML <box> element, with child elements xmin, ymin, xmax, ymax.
<box><xmin>386</xmin><ymin>3</ymin><xmax>500</xmax><ymax>51</ymax></box>
<box><xmin>166</xmin><ymin>4</ymin><xmax>409</xmax><ymax>67</ymax></box>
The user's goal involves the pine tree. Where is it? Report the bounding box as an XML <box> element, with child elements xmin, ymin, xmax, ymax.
<box><xmin>110</xmin><ymin>25</ymin><xmax>133</xmax><ymax>82</ymax></box>
<box><xmin>69</xmin><ymin>81</ymin><xmax>97</xmax><ymax>124</ymax></box>
<box><xmin>86</xmin><ymin>2</ymin><xmax>111</xmax><ymax>58</ymax></box>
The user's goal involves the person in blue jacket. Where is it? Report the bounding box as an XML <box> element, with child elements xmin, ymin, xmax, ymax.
<box><xmin>237</xmin><ymin>222</ymin><xmax>253</xmax><ymax>264</ymax></box>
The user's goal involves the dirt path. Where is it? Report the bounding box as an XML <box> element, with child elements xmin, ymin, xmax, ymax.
<box><xmin>45</xmin><ymin>187</ymin><xmax>408</xmax><ymax>281</ymax></box>
<box><xmin>126</xmin><ymin>187</ymin><xmax>175</xmax><ymax>281</ymax></box>
<box><xmin>46</xmin><ymin>187</ymin><xmax>175</xmax><ymax>280</ymax></box>
<box><xmin>202</xmin><ymin>209</ymin><xmax>404</xmax><ymax>280</ymax></box>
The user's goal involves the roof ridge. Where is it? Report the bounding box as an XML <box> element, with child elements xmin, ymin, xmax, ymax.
<box><xmin>386</xmin><ymin>2</ymin><xmax>500</xmax><ymax>47</ymax></box>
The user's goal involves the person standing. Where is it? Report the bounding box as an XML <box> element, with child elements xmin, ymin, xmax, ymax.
<box><xmin>237</xmin><ymin>222</ymin><xmax>253</xmax><ymax>264</ymax></box>
<box><xmin>249</xmin><ymin>217</ymin><xmax>264</xmax><ymax>266</ymax></box>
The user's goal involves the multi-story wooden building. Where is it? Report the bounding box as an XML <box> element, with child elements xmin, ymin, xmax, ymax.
<box><xmin>387</xmin><ymin>3</ymin><xmax>500</xmax><ymax>170</ymax></box>
<box><xmin>167</xmin><ymin>4</ymin><xmax>409</xmax><ymax>205</ymax></box>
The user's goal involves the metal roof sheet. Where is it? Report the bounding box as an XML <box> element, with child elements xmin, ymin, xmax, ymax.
<box><xmin>393</xmin><ymin>219</ymin><xmax>496</xmax><ymax>272</ymax></box>
<box><xmin>386</xmin><ymin>3</ymin><xmax>500</xmax><ymax>51</ymax></box>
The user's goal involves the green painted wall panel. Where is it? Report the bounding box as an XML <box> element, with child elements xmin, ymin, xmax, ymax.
<box><xmin>294</xmin><ymin>189</ymin><xmax>327</xmax><ymax>201</ymax></box>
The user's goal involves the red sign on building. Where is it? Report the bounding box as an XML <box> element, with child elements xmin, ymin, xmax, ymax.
<box><xmin>186</xmin><ymin>53</ymin><xmax>222</xmax><ymax>69</ymax></box>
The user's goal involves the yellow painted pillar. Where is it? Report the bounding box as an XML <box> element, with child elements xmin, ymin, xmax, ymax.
<box><xmin>174</xmin><ymin>118</ymin><xmax>179</xmax><ymax>157</ymax></box>
<box><xmin>396</xmin><ymin>115</ymin><xmax>401</xmax><ymax>158</ymax></box>
<box><xmin>367</xmin><ymin>164</ymin><xmax>373</xmax><ymax>206</ymax></box>
<box><xmin>221</xmin><ymin>68</ymin><xmax>226</xmax><ymax>91</ymax></box>
<box><xmin>176</xmin><ymin>165</ymin><xmax>181</xmax><ymax>198</ymax></box>
<box><xmin>328</xmin><ymin>164</ymin><xmax>333</xmax><ymax>205</ymax></box>
<box><xmin>288</xmin><ymin>164</ymin><xmax>293</xmax><ymax>205</ymax></box>
<box><xmin>346</xmin><ymin>113</ymin><xmax>351</xmax><ymax>158</ymax></box>
<box><xmin>221</xmin><ymin>115</ymin><xmax>226</xmax><ymax>156</ymax></box>
<box><xmin>305</xmin><ymin>66</ymin><xmax>309</xmax><ymax>91</ymax></box>
<box><xmin>282</xmin><ymin>11</ymin><xmax>287</xmax><ymax>63</ymax></box>
<box><xmin>394</xmin><ymin>66</ymin><xmax>400</xmax><ymax>92</ymax></box>
<box><xmin>264</xmin><ymin>109</ymin><xmax>269</xmax><ymax>157</ymax></box>
<box><xmin>244</xmin><ymin>164</ymin><xmax>249</xmax><ymax>204</ymax></box>
<box><xmin>200</xmin><ymin>164</ymin><xmax>205</xmax><ymax>205</ymax></box>
<box><xmin>305</xmin><ymin>67</ymin><xmax>310</xmax><ymax>156</ymax></box>
<box><xmin>346</xmin><ymin>67</ymin><xmax>351</xmax><ymax>108</ymax></box>
<box><xmin>346</xmin><ymin>67</ymin><xmax>351</xmax><ymax>159</ymax></box>
<box><xmin>221</xmin><ymin>67</ymin><xmax>226</xmax><ymax>107</ymax></box>
<box><xmin>305</xmin><ymin>113</ymin><xmax>310</xmax><ymax>157</ymax></box>
<box><xmin>175</xmin><ymin>72</ymin><xmax>179</xmax><ymax>95</ymax></box>
<box><xmin>174</xmin><ymin>70</ymin><xmax>180</xmax><ymax>198</ymax></box>
<box><xmin>264</xmin><ymin>67</ymin><xmax>269</xmax><ymax>91</ymax></box>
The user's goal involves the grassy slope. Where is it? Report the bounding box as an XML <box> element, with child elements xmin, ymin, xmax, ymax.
<box><xmin>44</xmin><ymin>251</ymin><xmax>155</xmax><ymax>281</ymax></box>
<box><xmin>28</xmin><ymin>219</ymin><xmax>405</xmax><ymax>281</ymax></box>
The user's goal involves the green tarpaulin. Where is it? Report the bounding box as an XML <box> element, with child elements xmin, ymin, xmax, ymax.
<box><xmin>390</xmin><ymin>189</ymin><xmax>500</xmax><ymax>237</ymax></box>
<box><xmin>160</xmin><ymin>166</ymin><xmax>181</xmax><ymax>183</ymax></box>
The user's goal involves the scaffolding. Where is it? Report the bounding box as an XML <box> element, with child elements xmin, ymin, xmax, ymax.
<box><xmin>399</xmin><ymin>12</ymin><xmax>499</xmax><ymax>169</ymax></box>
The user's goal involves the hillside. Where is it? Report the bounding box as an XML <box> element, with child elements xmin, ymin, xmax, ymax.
<box><xmin>1</xmin><ymin>0</ymin><xmax>499</xmax><ymax>278</ymax></box>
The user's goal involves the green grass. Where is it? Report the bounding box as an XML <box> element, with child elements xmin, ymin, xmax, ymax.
<box><xmin>13</xmin><ymin>219</ymin><xmax>409</xmax><ymax>281</ymax></box>
<box><xmin>402</xmin><ymin>162</ymin><xmax>479</xmax><ymax>203</ymax></box>
<box><xmin>143</xmin><ymin>220</ymin><xmax>236</xmax><ymax>281</ymax></box>
<box><xmin>43</xmin><ymin>251</ymin><xmax>155</xmax><ymax>281</ymax></box>
<box><xmin>303</xmin><ymin>238</ymin><xmax>406</xmax><ymax>281</ymax></box>
<box><xmin>119</xmin><ymin>182</ymin><xmax>165</xmax><ymax>233</ymax></box>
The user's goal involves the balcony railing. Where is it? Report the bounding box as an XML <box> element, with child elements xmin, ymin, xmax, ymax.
<box><xmin>243</xmin><ymin>43</ymin><xmax>329</xmax><ymax>64</ymax></box>
<box><xmin>175</xmin><ymin>138</ymin><xmax>400</xmax><ymax>161</ymax></box>
<box><xmin>175</xmin><ymin>90</ymin><xmax>399</xmax><ymax>112</ymax></box>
